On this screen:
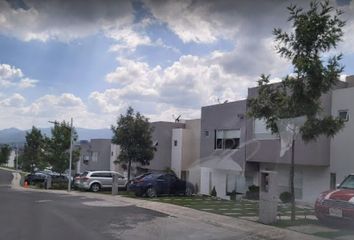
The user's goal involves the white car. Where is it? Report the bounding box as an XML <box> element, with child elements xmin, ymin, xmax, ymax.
<box><xmin>79</xmin><ymin>171</ymin><xmax>127</xmax><ymax>192</ymax></box>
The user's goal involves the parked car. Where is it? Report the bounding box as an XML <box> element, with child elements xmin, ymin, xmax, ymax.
<box><xmin>25</xmin><ymin>172</ymin><xmax>49</xmax><ymax>185</ymax></box>
<box><xmin>315</xmin><ymin>174</ymin><xmax>354</xmax><ymax>223</ymax></box>
<box><xmin>128</xmin><ymin>173</ymin><xmax>194</xmax><ymax>197</ymax></box>
<box><xmin>79</xmin><ymin>171</ymin><xmax>127</xmax><ymax>192</ymax></box>
<box><xmin>73</xmin><ymin>173</ymin><xmax>83</xmax><ymax>189</ymax></box>
<box><xmin>25</xmin><ymin>171</ymin><xmax>70</xmax><ymax>185</ymax></box>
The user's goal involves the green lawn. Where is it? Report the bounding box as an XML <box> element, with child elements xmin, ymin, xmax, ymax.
<box><xmin>122</xmin><ymin>194</ymin><xmax>315</xmax><ymax>222</ymax></box>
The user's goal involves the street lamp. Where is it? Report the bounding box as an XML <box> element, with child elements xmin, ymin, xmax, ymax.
<box><xmin>48</xmin><ymin>118</ymin><xmax>74</xmax><ymax>192</ymax></box>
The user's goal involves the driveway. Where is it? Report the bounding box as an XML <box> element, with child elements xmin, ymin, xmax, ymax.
<box><xmin>1</xmin><ymin>168</ymin><xmax>327</xmax><ymax>240</ymax></box>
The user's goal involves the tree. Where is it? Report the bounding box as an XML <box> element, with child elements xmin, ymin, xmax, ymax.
<box><xmin>0</xmin><ymin>144</ymin><xmax>11</xmax><ymax>165</ymax></box>
<box><xmin>22</xmin><ymin>126</ymin><xmax>46</xmax><ymax>172</ymax></box>
<box><xmin>45</xmin><ymin>121</ymin><xmax>79</xmax><ymax>174</ymax></box>
<box><xmin>247</xmin><ymin>1</ymin><xmax>345</xmax><ymax>221</ymax></box>
<box><xmin>111</xmin><ymin>107</ymin><xmax>155</xmax><ymax>181</ymax></box>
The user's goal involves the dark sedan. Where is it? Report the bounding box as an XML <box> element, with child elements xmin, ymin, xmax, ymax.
<box><xmin>128</xmin><ymin>173</ymin><xmax>194</xmax><ymax>197</ymax></box>
<box><xmin>24</xmin><ymin>172</ymin><xmax>49</xmax><ymax>185</ymax></box>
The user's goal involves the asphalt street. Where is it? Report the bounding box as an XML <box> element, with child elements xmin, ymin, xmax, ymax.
<box><xmin>0</xmin><ymin>169</ymin><xmax>325</xmax><ymax>240</ymax></box>
<box><xmin>0</xmin><ymin>169</ymin><xmax>167</xmax><ymax>240</ymax></box>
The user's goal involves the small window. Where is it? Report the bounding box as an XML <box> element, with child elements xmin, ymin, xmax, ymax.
<box><xmin>338</xmin><ymin>110</ymin><xmax>349</xmax><ymax>121</ymax></box>
<box><xmin>205</xmin><ymin>130</ymin><xmax>209</xmax><ymax>137</ymax></box>
<box><xmin>214</xmin><ymin>129</ymin><xmax>240</xmax><ymax>149</ymax></box>
<box><xmin>174</xmin><ymin>140</ymin><xmax>178</xmax><ymax>146</ymax></box>
<box><xmin>91</xmin><ymin>152</ymin><xmax>98</xmax><ymax>162</ymax></box>
<box><xmin>330</xmin><ymin>173</ymin><xmax>336</xmax><ymax>190</ymax></box>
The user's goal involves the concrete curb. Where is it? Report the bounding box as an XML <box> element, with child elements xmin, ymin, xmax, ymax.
<box><xmin>8</xmin><ymin>176</ymin><xmax>325</xmax><ymax>240</ymax></box>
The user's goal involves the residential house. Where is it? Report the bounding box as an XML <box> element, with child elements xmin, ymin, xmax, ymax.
<box><xmin>198</xmin><ymin>100</ymin><xmax>247</xmax><ymax>199</ymax></box>
<box><xmin>76</xmin><ymin>139</ymin><xmax>120</xmax><ymax>173</ymax></box>
<box><xmin>197</xmin><ymin>77</ymin><xmax>354</xmax><ymax>204</ymax></box>
<box><xmin>330</xmin><ymin>76</ymin><xmax>354</xmax><ymax>188</ymax></box>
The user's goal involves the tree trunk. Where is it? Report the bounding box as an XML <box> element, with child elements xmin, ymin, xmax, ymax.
<box><xmin>127</xmin><ymin>159</ymin><xmax>132</xmax><ymax>181</ymax></box>
<box><xmin>290</xmin><ymin>138</ymin><xmax>296</xmax><ymax>221</ymax></box>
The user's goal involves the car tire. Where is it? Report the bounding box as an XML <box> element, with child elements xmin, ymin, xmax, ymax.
<box><xmin>185</xmin><ymin>187</ymin><xmax>193</xmax><ymax>197</ymax></box>
<box><xmin>146</xmin><ymin>187</ymin><xmax>157</xmax><ymax>198</ymax></box>
<box><xmin>90</xmin><ymin>183</ymin><xmax>101</xmax><ymax>192</ymax></box>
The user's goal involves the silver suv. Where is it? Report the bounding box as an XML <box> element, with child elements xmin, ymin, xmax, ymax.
<box><xmin>79</xmin><ymin>171</ymin><xmax>127</xmax><ymax>192</ymax></box>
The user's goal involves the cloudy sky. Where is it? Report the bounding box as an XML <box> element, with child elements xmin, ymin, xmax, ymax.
<box><xmin>0</xmin><ymin>0</ymin><xmax>353</xmax><ymax>130</ymax></box>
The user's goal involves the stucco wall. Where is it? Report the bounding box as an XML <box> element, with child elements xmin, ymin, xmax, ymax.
<box><xmin>146</xmin><ymin>121</ymin><xmax>185</xmax><ymax>171</ymax></box>
<box><xmin>331</xmin><ymin>86</ymin><xmax>354</xmax><ymax>183</ymax></box>
<box><xmin>200</xmin><ymin>101</ymin><xmax>247</xmax><ymax>168</ymax></box>
<box><xmin>246</xmin><ymin>84</ymin><xmax>346</xmax><ymax>166</ymax></box>
<box><xmin>77</xmin><ymin>139</ymin><xmax>112</xmax><ymax>172</ymax></box>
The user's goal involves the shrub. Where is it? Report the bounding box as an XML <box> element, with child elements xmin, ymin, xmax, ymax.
<box><xmin>279</xmin><ymin>191</ymin><xmax>293</xmax><ymax>203</ymax></box>
<box><xmin>229</xmin><ymin>190</ymin><xmax>237</xmax><ymax>200</ymax></box>
<box><xmin>210</xmin><ymin>186</ymin><xmax>217</xmax><ymax>197</ymax></box>
<box><xmin>248</xmin><ymin>185</ymin><xmax>260</xmax><ymax>192</ymax></box>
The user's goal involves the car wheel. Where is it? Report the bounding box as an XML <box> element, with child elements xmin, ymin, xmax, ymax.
<box><xmin>90</xmin><ymin>183</ymin><xmax>101</xmax><ymax>192</ymax></box>
<box><xmin>185</xmin><ymin>187</ymin><xmax>193</xmax><ymax>197</ymax></box>
<box><xmin>146</xmin><ymin>187</ymin><xmax>157</xmax><ymax>198</ymax></box>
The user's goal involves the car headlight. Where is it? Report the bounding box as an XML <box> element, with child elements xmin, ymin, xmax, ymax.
<box><xmin>316</xmin><ymin>192</ymin><xmax>328</xmax><ymax>205</ymax></box>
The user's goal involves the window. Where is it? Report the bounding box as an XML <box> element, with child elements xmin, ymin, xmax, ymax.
<box><xmin>205</xmin><ymin>130</ymin><xmax>209</xmax><ymax>137</ymax></box>
<box><xmin>214</xmin><ymin>129</ymin><xmax>240</xmax><ymax>149</ymax></box>
<box><xmin>91</xmin><ymin>152</ymin><xmax>98</xmax><ymax>162</ymax></box>
<box><xmin>338</xmin><ymin>110</ymin><xmax>349</xmax><ymax>121</ymax></box>
<box><xmin>174</xmin><ymin>140</ymin><xmax>178</xmax><ymax>146</ymax></box>
<box><xmin>330</xmin><ymin>173</ymin><xmax>336</xmax><ymax>190</ymax></box>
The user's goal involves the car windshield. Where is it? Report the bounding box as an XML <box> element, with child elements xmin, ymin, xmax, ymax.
<box><xmin>339</xmin><ymin>175</ymin><xmax>354</xmax><ymax>189</ymax></box>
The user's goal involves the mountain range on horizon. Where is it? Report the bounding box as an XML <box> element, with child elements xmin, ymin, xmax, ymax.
<box><xmin>0</xmin><ymin>127</ymin><xmax>113</xmax><ymax>145</ymax></box>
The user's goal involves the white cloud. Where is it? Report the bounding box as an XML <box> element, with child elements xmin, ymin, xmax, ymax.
<box><xmin>107</xmin><ymin>26</ymin><xmax>151</xmax><ymax>52</ymax></box>
<box><xmin>0</xmin><ymin>63</ymin><xmax>23</xmax><ymax>79</ymax></box>
<box><xmin>0</xmin><ymin>0</ymin><xmax>133</xmax><ymax>42</ymax></box>
<box><xmin>18</xmin><ymin>78</ymin><xmax>38</xmax><ymax>88</ymax></box>
<box><xmin>0</xmin><ymin>64</ymin><xmax>38</xmax><ymax>89</ymax></box>
<box><xmin>87</xmin><ymin>53</ymin><xmax>263</xmax><ymax>122</ymax></box>
<box><xmin>0</xmin><ymin>0</ymin><xmax>150</xmax><ymax>52</ymax></box>
<box><xmin>0</xmin><ymin>93</ymin><xmax>26</xmax><ymax>107</ymax></box>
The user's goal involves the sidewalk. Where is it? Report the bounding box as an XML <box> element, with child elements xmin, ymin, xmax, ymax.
<box><xmin>10</xmin><ymin>176</ymin><xmax>326</xmax><ymax>240</ymax></box>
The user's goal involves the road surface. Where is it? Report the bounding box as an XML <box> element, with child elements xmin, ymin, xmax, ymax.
<box><xmin>0</xmin><ymin>169</ymin><xmax>248</xmax><ymax>240</ymax></box>
<box><xmin>1</xmin><ymin>169</ymin><xmax>325</xmax><ymax>240</ymax></box>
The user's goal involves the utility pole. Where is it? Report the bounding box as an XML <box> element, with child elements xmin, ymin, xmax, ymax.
<box><xmin>68</xmin><ymin>117</ymin><xmax>73</xmax><ymax>192</ymax></box>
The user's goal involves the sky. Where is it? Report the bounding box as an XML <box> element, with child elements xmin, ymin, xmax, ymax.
<box><xmin>0</xmin><ymin>0</ymin><xmax>353</xmax><ymax>130</ymax></box>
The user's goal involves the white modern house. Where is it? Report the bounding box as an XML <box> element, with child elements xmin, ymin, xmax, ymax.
<box><xmin>330</xmin><ymin>76</ymin><xmax>354</xmax><ymax>187</ymax></box>
<box><xmin>76</xmin><ymin>139</ymin><xmax>120</xmax><ymax>173</ymax></box>
<box><xmin>196</xmin><ymin>76</ymin><xmax>354</xmax><ymax>204</ymax></box>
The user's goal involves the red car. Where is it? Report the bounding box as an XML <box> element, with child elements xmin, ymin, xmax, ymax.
<box><xmin>315</xmin><ymin>174</ymin><xmax>354</xmax><ymax>222</ymax></box>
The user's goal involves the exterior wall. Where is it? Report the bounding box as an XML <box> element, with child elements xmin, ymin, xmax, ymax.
<box><xmin>199</xmin><ymin>101</ymin><xmax>247</xmax><ymax>199</ymax></box>
<box><xmin>6</xmin><ymin>150</ymin><xmax>15</xmax><ymax>168</ymax></box>
<box><xmin>145</xmin><ymin>121</ymin><xmax>185</xmax><ymax>171</ymax></box>
<box><xmin>183</xmin><ymin>119</ymin><xmax>201</xmax><ymax>170</ymax></box>
<box><xmin>247</xmin><ymin>86</ymin><xmax>333</xmax><ymax>166</ymax></box>
<box><xmin>200</xmin><ymin>100</ymin><xmax>247</xmax><ymax>168</ymax></box>
<box><xmin>260</xmin><ymin>163</ymin><xmax>330</xmax><ymax>205</ymax></box>
<box><xmin>171</xmin><ymin>128</ymin><xmax>183</xmax><ymax>177</ymax></box>
<box><xmin>77</xmin><ymin>139</ymin><xmax>115</xmax><ymax>173</ymax></box>
<box><xmin>331</xmin><ymin>86</ymin><xmax>354</xmax><ymax>184</ymax></box>
<box><xmin>110</xmin><ymin>144</ymin><xmax>121</xmax><ymax>172</ymax></box>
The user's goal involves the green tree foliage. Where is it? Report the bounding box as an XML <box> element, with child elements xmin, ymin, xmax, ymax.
<box><xmin>45</xmin><ymin>121</ymin><xmax>79</xmax><ymax>174</ymax></box>
<box><xmin>0</xmin><ymin>144</ymin><xmax>11</xmax><ymax>165</ymax></box>
<box><xmin>22</xmin><ymin>126</ymin><xmax>46</xmax><ymax>172</ymax></box>
<box><xmin>111</xmin><ymin>107</ymin><xmax>155</xmax><ymax>180</ymax></box>
<box><xmin>247</xmin><ymin>1</ymin><xmax>345</xmax><ymax>221</ymax></box>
